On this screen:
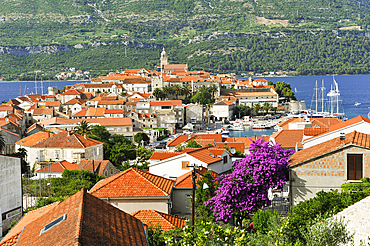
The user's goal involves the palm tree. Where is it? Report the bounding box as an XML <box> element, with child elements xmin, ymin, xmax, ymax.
<box><xmin>152</xmin><ymin>88</ymin><xmax>163</xmax><ymax>100</ymax></box>
<box><xmin>263</xmin><ymin>102</ymin><xmax>271</xmax><ymax>115</ymax></box>
<box><xmin>173</xmin><ymin>84</ymin><xmax>182</xmax><ymax>99</ymax></box>
<box><xmin>253</xmin><ymin>103</ymin><xmax>261</xmax><ymax>116</ymax></box>
<box><xmin>182</xmin><ymin>85</ymin><xmax>192</xmax><ymax>99</ymax></box>
<box><xmin>208</xmin><ymin>84</ymin><xmax>218</xmax><ymax>101</ymax></box>
<box><xmin>74</xmin><ymin>120</ymin><xmax>91</xmax><ymax>137</ymax></box>
<box><xmin>162</xmin><ymin>86</ymin><xmax>174</xmax><ymax>100</ymax></box>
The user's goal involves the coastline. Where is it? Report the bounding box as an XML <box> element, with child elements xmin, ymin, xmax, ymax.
<box><xmin>0</xmin><ymin>79</ymin><xmax>90</xmax><ymax>83</ymax></box>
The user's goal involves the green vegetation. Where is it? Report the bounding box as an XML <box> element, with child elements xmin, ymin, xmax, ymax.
<box><xmin>2</xmin><ymin>0</ymin><xmax>370</xmax><ymax>77</ymax></box>
<box><xmin>23</xmin><ymin>169</ymin><xmax>104</xmax><ymax>211</ymax></box>
<box><xmin>134</xmin><ymin>132</ymin><xmax>149</xmax><ymax>144</ymax></box>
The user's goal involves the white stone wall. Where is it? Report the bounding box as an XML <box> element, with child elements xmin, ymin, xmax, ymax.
<box><xmin>0</xmin><ymin>155</ymin><xmax>22</xmax><ymax>235</ymax></box>
<box><xmin>104</xmin><ymin>197</ymin><xmax>171</xmax><ymax>214</ymax></box>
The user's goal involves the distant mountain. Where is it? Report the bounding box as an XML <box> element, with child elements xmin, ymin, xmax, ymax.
<box><xmin>1</xmin><ymin>0</ymin><xmax>370</xmax><ymax>78</ymax></box>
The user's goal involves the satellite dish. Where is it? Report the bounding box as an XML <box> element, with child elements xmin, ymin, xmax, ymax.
<box><xmin>230</xmin><ymin>148</ymin><xmax>236</xmax><ymax>154</ymax></box>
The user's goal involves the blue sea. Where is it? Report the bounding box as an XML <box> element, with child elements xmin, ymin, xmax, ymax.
<box><xmin>0</xmin><ymin>80</ymin><xmax>89</xmax><ymax>102</ymax></box>
<box><xmin>0</xmin><ymin>75</ymin><xmax>368</xmax><ymax>137</ymax></box>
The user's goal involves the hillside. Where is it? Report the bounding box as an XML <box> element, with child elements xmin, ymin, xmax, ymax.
<box><xmin>1</xmin><ymin>0</ymin><xmax>370</xmax><ymax>78</ymax></box>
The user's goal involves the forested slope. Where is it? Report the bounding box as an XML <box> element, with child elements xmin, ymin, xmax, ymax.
<box><xmin>1</xmin><ymin>0</ymin><xmax>370</xmax><ymax>78</ymax></box>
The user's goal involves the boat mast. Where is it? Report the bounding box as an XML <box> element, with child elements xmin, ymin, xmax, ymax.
<box><xmin>34</xmin><ymin>72</ymin><xmax>38</xmax><ymax>94</ymax></box>
<box><xmin>321</xmin><ymin>79</ymin><xmax>324</xmax><ymax>113</ymax></box>
<box><xmin>315</xmin><ymin>80</ymin><xmax>318</xmax><ymax>112</ymax></box>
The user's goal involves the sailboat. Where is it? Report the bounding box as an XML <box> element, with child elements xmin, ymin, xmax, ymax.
<box><xmin>310</xmin><ymin>76</ymin><xmax>346</xmax><ymax>119</ymax></box>
<box><xmin>355</xmin><ymin>102</ymin><xmax>361</xmax><ymax>106</ymax></box>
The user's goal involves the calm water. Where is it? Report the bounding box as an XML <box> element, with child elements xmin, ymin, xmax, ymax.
<box><xmin>254</xmin><ymin>74</ymin><xmax>370</xmax><ymax>120</ymax></box>
<box><xmin>0</xmin><ymin>80</ymin><xmax>89</xmax><ymax>102</ymax></box>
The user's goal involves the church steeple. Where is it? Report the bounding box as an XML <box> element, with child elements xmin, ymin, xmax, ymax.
<box><xmin>160</xmin><ymin>47</ymin><xmax>168</xmax><ymax>67</ymax></box>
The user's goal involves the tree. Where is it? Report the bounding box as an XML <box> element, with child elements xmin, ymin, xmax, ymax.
<box><xmin>0</xmin><ymin>132</ymin><xmax>5</xmax><ymax>153</ymax></box>
<box><xmin>190</xmin><ymin>88</ymin><xmax>213</xmax><ymax>106</ymax></box>
<box><xmin>253</xmin><ymin>103</ymin><xmax>261</xmax><ymax>115</ymax></box>
<box><xmin>186</xmin><ymin>140</ymin><xmax>202</xmax><ymax>148</ymax></box>
<box><xmin>152</xmin><ymin>88</ymin><xmax>164</xmax><ymax>100</ymax></box>
<box><xmin>134</xmin><ymin>132</ymin><xmax>149</xmax><ymax>145</ymax></box>
<box><xmin>87</xmin><ymin>125</ymin><xmax>111</xmax><ymax>143</ymax></box>
<box><xmin>182</xmin><ymin>85</ymin><xmax>192</xmax><ymax>99</ymax></box>
<box><xmin>8</xmin><ymin>148</ymin><xmax>29</xmax><ymax>174</ymax></box>
<box><xmin>106</xmin><ymin>134</ymin><xmax>136</xmax><ymax>167</ymax></box>
<box><xmin>195</xmin><ymin>171</ymin><xmax>218</xmax><ymax>221</ymax></box>
<box><xmin>173</xmin><ymin>84</ymin><xmax>182</xmax><ymax>99</ymax></box>
<box><xmin>205</xmin><ymin>138</ymin><xmax>294</xmax><ymax>228</ymax></box>
<box><xmin>235</xmin><ymin>105</ymin><xmax>252</xmax><ymax>118</ymax></box>
<box><xmin>263</xmin><ymin>102</ymin><xmax>271</xmax><ymax>115</ymax></box>
<box><xmin>162</xmin><ymin>86</ymin><xmax>174</xmax><ymax>99</ymax></box>
<box><xmin>74</xmin><ymin>120</ymin><xmax>91</xmax><ymax>137</ymax></box>
<box><xmin>208</xmin><ymin>84</ymin><xmax>218</xmax><ymax>101</ymax></box>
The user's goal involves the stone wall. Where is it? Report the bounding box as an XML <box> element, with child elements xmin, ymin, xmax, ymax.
<box><xmin>290</xmin><ymin>146</ymin><xmax>370</xmax><ymax>206</ymax></box>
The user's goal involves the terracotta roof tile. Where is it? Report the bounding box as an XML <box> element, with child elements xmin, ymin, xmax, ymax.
<box><xmin>225</xmin><ymin>136</ymin><xmax>269</xmax><ymax>148</ymax></box>
<box><xmin>215</xmin><ymin>142</ymin><xmax>245</xmax><ymax>153</ymax></box>
<box><xmin>304</xmin><ymin>127</ymin><xmax>329</xmax><ymax>136</ymax></box>
<box><xmin>32</xmin><ymin>108</ymin><xmax>54</xmax><ymax>115</ymax></box>
<box><xmin>289</xmin><ymin>131</ymin><xmax>370</xmax><ymax>167</ymax></box>
<box><xmin>12</xmin><ymin>189</ymin><xmax>148</xmax><ymax>245</ymax></box>
<box><xmin>175</xmin><ymin>167</ymin><xmax>218</xmax><ymax>189</ymax></box>
<box><xmin>61</xmin><ymin>89</ymin><xmax>83</xmax><ymax>95</ymax></box>
<box><xmin>130</xmin><ymin>210</ymin><xmax>186</xmax><ymax>231</ymax></box>
<box><xmin>37</xmin><ymin>160</ymin><xmax>78</xmax><ymax>173</ymax></box>
<box><xmin>167</xmin><ymin>134</ymin><xmax>222</xmax><ymax>147</ymax></box>
<box><xmin>89</xmin><ymin>167</ymin><xmax>175</xmax><ymax>197</ymax></box>
<box><xmin>33</xmin><ymin>132</ymin><xmax>102</xmax><ymax>148</ymax></box>
<box><xmin>1</xmin><ymin>202</ymin><xmax>61</xmax><ymax>244</ymax></box>
<box><xmin>39</xmin><ymin>117</ymin><xmax>132</xmax><ymax>127</ymax></box>
<box><xmin>64</xmin><ymin>98</ymin><xmax>86</xmax><ymax>105</ymax></box>
<box><xmin>16</xmin><ymin>132</ymin><xmax>54</xmax><ymax>147</ymax></box>
<box><xmin>182</xmin><ymin>147</ymin><xmax>222</xmax><ymax>165</ymax></box>
<box><xmin>270</xmin><ymin>130</ymin><xmax>304</xmax><ymax>149</ymax></box>
<box><xmin>98</xmin><ymin>100</ymin><xmax>124</xmax><ymax>105</ymax></box>
<box><xmin>150</xmin><ymin>100</ymin><xmax>182</xmax><ymax>106</ymax></box>
<box><xmin>78</xmin><ymin>160</ymin><xmax>110</xmax><ymax>176</ymax></box>
<box><xmin>149</xmin><ymin>152</ymin><xmax>181</xmax><ymax>161</ymax></box>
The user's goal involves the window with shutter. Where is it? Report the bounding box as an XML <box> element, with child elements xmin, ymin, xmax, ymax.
<box><xmin>347</xmin><ymin>154</ymin><xmax>363</xmax><ymax>180</ymax></box>
<box><xmin>182</xmin><ymin>161</ymin><xmax>190</xmax><ymax>169</ymax></box>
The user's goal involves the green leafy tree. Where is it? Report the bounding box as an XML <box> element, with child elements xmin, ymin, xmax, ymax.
<box><xmin>134</xmin><ymin>132</ymin><xmax>149</xmax><ymax>145</ymax></box>
<box><xmin>186</xmin><ymin>140</ymin><xmax>202</xmax><ymax>148</ymax></box>
<box><xmin>152</xmin><ymin>88</ymin><xmax>164</xmax><ymax>100</ymax></box>
<box><xmin>263</xmin><ymin>102</ymin><xmax>271</xmax><ymax>115</ymax></box>
<box><xmin>106</xmin><ymin>134</ymin><xmax>136</xmax><ymax>168</ymax></box>
<box><xmin>235</xmin><ymin>105</ymin><xmax>252</xmax><ymax>118</ymax></box>
<box><xmin>190</xmin><ymin>88</ymin><xmax>213</xmax><ymax>106</ymax></box>
<box><xmin>74</xmin><ymin>120</ymin><xmax>91</xmax><ymax>137</ymax></box>
<box><xmin>195</xmin><ymin>171</ymin><xmax>218</xmax><ymax>221</ymax></box>
<box><xmin>253</xmin><ymin>103</ymin><xmax>261</xmax><ymax>116</ymax></box>
<box><xmin>208</xmin><ymin>84</ymin><xmax>218</xmax><ymax>101</ymax></box>
<box><xmin>182</xmin><ymin>85</ymin><xmax>192</xmax><ymax>100</ymax></box>
<box><xmin>173</xmin><ymin>84</ymin><xmax>182</xmax><ymax>99</ymax></box>
<box><xmin>87</xmin><ymin>125</ymin><xmax>111</xmax><ymax>143</ymax></box>
<box><xmin>137</xmin><ymin>146</ymin><xmax>154</xmax><ymax>163</ymax></box>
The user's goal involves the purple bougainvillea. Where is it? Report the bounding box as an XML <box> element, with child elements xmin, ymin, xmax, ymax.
<box><xmin>205</xmin><ymin>138</ymin><xmax>294</xmax><ymax>224</ymax></box>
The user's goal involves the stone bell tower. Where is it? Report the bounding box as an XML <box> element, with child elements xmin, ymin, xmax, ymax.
<box><xmin>160</xmin><ymin>47</ymin><xmax>168</xmax><ymax>68</ymax></box>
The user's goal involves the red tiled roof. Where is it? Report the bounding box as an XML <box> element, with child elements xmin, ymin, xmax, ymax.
<box><xmin>105</xmin><ymin>109</ymin><xmax>124</xmax><ymax>114</ymax></box>
<box><xmin>182</xmin><ymin>147</ymin><xmax>222</xmax><ymax>164</ymax></box>
<box><xmin>149</xmin><ymin>152</ymin><xmax>181</xmax><ymax>161</ymax></box>
<box><xmin>194</xmin><ymin>139</ymin><xmax>215</xmax><ymax>147</ymax></box>
<box><xmin>33</xmin><ymin>132</ymin><xmax>102</xmax><ymax>148</ymax></box>
<box><xmin>86</xmin><ymin>107</ymin><xmax>106</xmax><ymax>117</ymax></box>
<box><xmin>16</xmin><ymin>132</ymin><xmax>54</xmax><ymax>147</ymax></box>
<box><xmin>167</xmin><ymin>134</ymin><xmax>223</xmax><ymax>147</ymax></box>
<box><xmin>32</xmin><ymin>108</ymin><xmax>54</xmax><ymax>115</ymax></box>
<box><xmin>98</xmin><ymin>100</ymin><xmax>124</xmax><ymax>105</ymax></box>
<box><xmin>37</xmin><ymin>160</ymin><xmax>78</xmax><ymax>173</ymax></box>
<box><xmin>304</xmin><ymin>127</ymin><xmax>329</xmax><ymax>136</ymax></box>
<box><xmin>175</xmin><ymin>167</ymin><xmax>218</xmax><ymax>189</ymax></box>
<box><xmin>131</xmin><ymin>210</ymin><xmax>186</xmax><ymax>231</ymax></box>
<box><xmin>225</xmin><ymin>136</ymin><xmax>269</xmax><ymax>148</ymax></box>
<box><xmin>89</xmin><ymin>168</ymin><xmax>175</xmax><ymax>197</ymax></box>
<box><xmin>12</xmin><ymin>189</ymin><xmax>148</xmax><ymax>245</ymax></box>
<box><xmin>78</xmin><ymin>160</ymin><xmax>111</xmax><ymax>176</ymax></box>
<box><xmin>270</xmin><ymin>130</ymin><xmax>304</xmax><ymax>149</ymax></box>
<box><xmin>1</xmin><ymin>202</ymin><xmax>61</xmax><ymax>244</ymax></box>
<box><xmin>150</xmin><ymin>100</ymin><xmax>182</xmax><ymax>106</ymax></box>
<box><xmin>61</xmin><ymin>89</ymin><xmax>83</xmax><ymax>95</ymax></box>
<box><xmin>39</xmin><ymin>101</ymin><xmax>61</xmax><ymax>107</ymax></box>
<box><xmin>289</xmin><ymin>131</ymin><xmax>370</xmax><ymax>167</ymax></box>
<box><xmin>215</xmin><ymin>142</ymin><xmax>244</xmax><ymax>153</ymax></box>
<box><xmin>64</xmin><ymin>98</ymin><xmax>85</xmax><ymax>105</ymax></box>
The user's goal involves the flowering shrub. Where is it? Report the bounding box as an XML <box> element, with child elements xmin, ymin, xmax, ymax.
<box><xmin>205</xmin><ymin>138</ymin><xmax>294</xmax><ymax>226</ymax></box>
